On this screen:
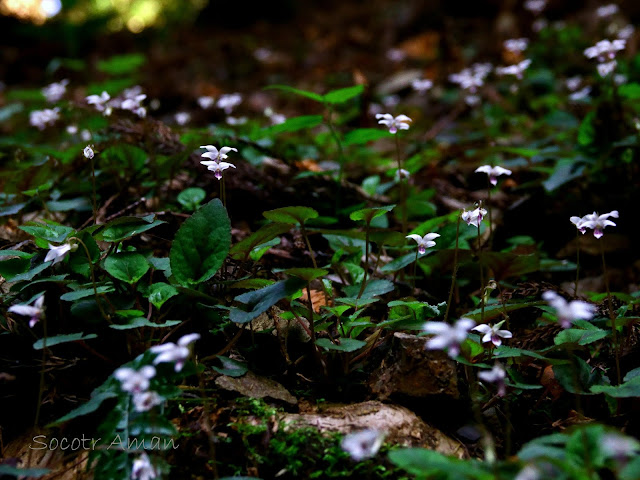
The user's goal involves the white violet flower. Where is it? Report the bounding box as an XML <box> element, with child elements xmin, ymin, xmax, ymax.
<box><xmin>30</xmin><ymin>108</ymin><xmax>60</xmax><ymax>130</ymax></box>
<box><xmin>524</xmin><ymin>0</ymin><xmax>547</xmax><ymax>15</ymax></box>
<box><xmin>478</xmin><ymin>363</ymin><xmax>507</xmax><ymax>397</ymax></box>
<box><xmin>542</xmin><ymin>291</ymin><xmax>596</xmax><ymax>328</ymax></box>
<box><xmin>423</xmin><ymin>317</ymin><xmax>476</xmax><ymax>358</ymax></box>
<box><xmin>596</xmin><ymin>4</ymin><xmax>619</xmax><ymax>18</ymax></box>
<box><xmin>461</xmin><ymin>206</ymin><xmax>487</xmax><ymax>228</ymax></box>
<box><xmin>580</xmin><ymin>210</ymin><xmax>618</xmax><ymax>239</ymax></box>
<box><xmin>406</xmin><ymin>232</ymin><xmax>440</xmax><ymax>255</ymax></box>
<box><xmin>473</xmin><ymin>320</ymin><xmax>513</xmax><ymax>347</ymax></box>
<box><xmin>200</xmin><ymin>145</ymin><xmax>237</xmax><ymax>163</ymax></box>
<box><xmin>133</xmin><ymin>391</ymin><xmax>163</xmax><ymax>412</ymax></box>
<box><xmin>504</xmin><ymin>38</ymin><xmax>529</xmax><ymax>53</ymax></box>
<box><xmin>475</xmin><ymin>165</ymin><xmax>512</xmax><ymax>186</ymax></box>
<box><xmin>86</xmin><ymin>91</ymin><xmax>110</xmax><ymax>112</ymax></box>
<box><xmin>496</xmin><ymin>59</ymin><xmax>531</xmax><ymax>79</ymax></box>
<box><xmin>83</xmin><ymin>145</ymin><xmax>94</xmax><ymax>159</ymax></box>
<box><xmin>395</xmin><ymin>168</ymin><xmax>410</xmax><ymax>181</ymax></box>
<box><xmin>197</xmin><ymin>95</ymin><xmax>215</xmax><ymax>109</ymax></box>
<box><xmin>597</xmin><ymin>61</ymin><xmax>617</xmax><ymax>77</ymax></box>
<box><xmin>8</xmin><ymin>295</ymin><xmax>45</xmax><ymax>328</ymax></box>
<box><xmin>131</xmin><ymin>452</ymin><xmax>158</xmax><ymax>480</ymax></box>
<box><xmin>375</xmin><ymin>113</ymin><xmax>411</xmax><ymax>134</ymax></box>
<box><xmin>114</xmin><ymin>366</ymin><xmax>156</xmax><ymax>394</ymax></box>
<box><xmin>411</xmin><ymin>78</ymin><xmax>433</xmax><ymax>94</ymax></box>
<box><xmin>584</xmin><ymin>39</ymin><xmax>626</xmax><ymax>62</ymax></box>
<box><xmin>150</xmin><ymin>333</ymin><xmax>200</xmax><ymax>372</ymax></box>
<box><xmin>42</xmin><ymin>79</ymin><xmax>68</xmax><ymax>103</ymax></box>
<box><xmin>206</xmin><ymin>161</ymin><xmax>236</xmax><ymax>180</ymax></box>
<box><xmin>175</xmin><ymin>112</ymin><xmax>190</xmax><ymax>125</ymax></box>
<box><xmin>45</xmin><ymin>242</ymin><xmax>77</xmax><ymax>265</ymax></box>
<box><xmin>341</xmin><ymin>429</ymin><xmax>385</xmax><ymax>461</ymax></box>
<box><xmin>217</xmin><ymin>93</ymin><xmax>243</xmax><ymax>114</ymax></box>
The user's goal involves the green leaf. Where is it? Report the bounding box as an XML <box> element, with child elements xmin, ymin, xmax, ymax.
<box><xmin>229</xmin><ymin>277</ymin><xmax>307</xmax><ymax>324</ymax></box>
<box><xmin>170</xmin><ymin>199</ymin><xmax>231</xmax><ymax>286</ymax></box>
<box><xmin>349</xmin><ymin>205</ymin><xmax>395</xmax><ymax>223</ymax></box>
<box><xmin>19</xmin><ymin>221</ymin><xmax>74</xmax><ymax>243</ymax></box>
<box><xmin>177</xmin><ymin>187</ymin><xmax>206</xmax><ymax>211</ymax></box>
<box><xmin>578</xmin><ymin>111</ymin><xmax>596</xmax><ymax>147</ymax></box>
<box><xmin>60</xmin><ymin>285</ymin><xmax>115</xmax><ymax>301</ymax></box>
<box><xmin>263</xmin><ymin>206</ymin><xmax>319</xmax><ymax>224</ymax></box>
<box><xmin>97</xmin><ymin>53</ymin><xmax>145</xmax><ymax>75</ymax></box>
<box><xmin>282</xmin><ymin>268</ymin><xmax>328</xmax><ymax>281</ymax></box>
<box><xmin>0</xmin><ymin>250</ymin><xmax>35</xmax><ymax>259</ymax></box>
<box><xmin>249</xmin><ymin>237</ymin><xmax>280</xmax><ymax>261</ymax></box>
<box><xmin>389</xmin><ymin>448</ymin><xmax>492</xmax><ymax>479</ymax></box>
<box><xmin>265</xmin><ymin>84</ymin><xmax>324</xmax><ymax>102</ymax></box>
<box><xmin>267</xmin><ymin>115</ymin><xmax>324</xmax><ymax>135</ymax></box>
<box><xmin>10</xmin><ymin>262</ymin><xmax>50</xmax><ymax>282</ymax></box>
<box><xmin>323</xmin><ymin>84</ymin><xmax>364</xmax><ymax>104</ymax></box>
<box><xmin>230</xmin><ymin>223</ymin><xmax>291</xmax><ymax>259</ymax></box>
<box><xmin>380</xmin><ymin>253</ymin><xmax>416</xmax><ymax>273</ymax></box>
<box><xmin>148</xmin><ymin>283</ymin><xmax>179</xmax><ymax>309</ymax></box>
<box><xmin>0</xmin><ymin>466</ymin><xmax>50</xmax><ymax>478</ymax></box>
<box><xmin>100</xmin><ymin>144</ymin><xmax>147</xmax><ymax>173</ymax></box>
<box><xmin>0</xmin><ymin>257</ymin><xmax>30</xmax><ymax>280</ymax></box>
<box><xmin>554</xmin><ymin>328</ymin><xmax>608</xmax><ymax>346</ymax></box>
<box><xmin>49</xmin><ymin>391</ymin><xmax>117</xmax><ymax>426</ymax></box>
<box><xmin>104</xmin><ymin>252</ymin><xmax>150</xmax><ymax>284</ymax></box>
<box><xmin>343</xmin><ymin>279</ymin><xmax>394</xmax><ymax>299</ymax></box>
<box><xmin>591</xmin><ymin>376</ymin><xmax>640</xmax><ymax>398</ymax></box>
<box><xmin>96</xmin><ymin>215</ymin><xmax>165</xmax><ymax>243</ymax></box>
<box><xmin>110</xmin><ymin>318</ymin><xmax>181</xmax><ymax>330</ymax></box>
<box><xmin>212</xmin><ymin>356</ymin><xmax>248</xmax><ymax>377</ymax></box>
<box><xmin>33</xmin><ymin>333</ymin><xmax>98</xmax><ymax>350</ymax></box>
<box><xmin>46</xmin><ymin>197</ymin><xmax>91</xmax><ymax>212</ymax></box>
<box><xmin>624</xmin><ymin>367</ymin><xmax>640</xmax><ymax>382</ymax></box>
<box><xmin>344</xmin><ymin>128</ymin><xmax>394</xmax><ymax>145</ymax></box>
<box><xmin>618</xmin><ymin>83</ymin><xmax>640</xmax><ymax>100</ymax></box>
<box><xmin>543</xmin><ymin>158</ymin><xmax>585</xmax><ymax>192</ymax></box>
<box><xmin>315</xmin><ymin>337</ymin><xmax>366</xmax><ymax>352</ymax></box>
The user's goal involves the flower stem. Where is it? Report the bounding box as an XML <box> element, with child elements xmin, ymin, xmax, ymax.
<box><xmin>574</xmin><ymin>230</ymin><xmax>580</xmax><ymax>298</ymax></box>
<box><xmin>326</xmin><ymin>105</ymin><xmax>347</xmax><ymax>184</ymax></box>
<box><xmin>487</xmin><ymin>185</ymin><xmax>493</xmax><ymax>244</ymax></box>
<box><xmin>300</xmin><ymin>222</ymin><xmax>318</xmax><ymax>270</ymax></box>
<box><xmin>600</xmin><ymin>240</ymin><xmax>621</xmax><ymax>385</ymax></box>
<box><xmin>34</xmin><ymin>316</ymin><xmax>47</xmax><ymax>427</ymax></box>
<box><xmin>395</xmin><ymin>134</ymin><xmax>407</xmax><ymax>238</ymax></box>
<box><xmin>411</xmin><ymin>249</ymin><xmax>418</xmax><ymax>296</ymax></box>
<box><xmin>357</xmin><ymin>221</ymin><xmax>371</xmax><ymax>300</ymax></box>
<box><xmin>477</xmin><ymin>224</ymin><xmax>485</xmax><ymax>323</ymax></box>
<box><xmin>90</xmin><ymin>156</ymin><xmax>98</xmax><ymax>225</ymax></box>
<box><xmin>445</xmin><ymin>212</ymin><xmax>462</xmax><ymax>323</ymax></box>
<box><xmin>71</xmin><ymin>236</ymin><xmax>111</xmax><ymax>323</ymax></box>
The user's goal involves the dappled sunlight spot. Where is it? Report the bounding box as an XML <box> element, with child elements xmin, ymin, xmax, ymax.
<box><xmin>0</xmin><ymin>0</ymin><xmax>60</xmax><ymax>24</ymax></box>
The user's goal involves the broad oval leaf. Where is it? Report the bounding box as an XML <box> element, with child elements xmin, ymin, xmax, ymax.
<box><xmin>33</xmin><ymin>332</ymin><xmax>98</xmax><ymax>350</ymax></box>
<box><xmin>315</xmin><ymin>337</ymin><xmax>366</xmax><ymax>352</ymax></box>
<box><xmin>323</xmin><ymin>84</ymin><xmax>364</xmax><ymax>104</ymax></box>
<box><xmin>229</xmin><ymin>277</ymin><xmax>307</xmax><ymax>324</ymax></box>
<box><xmin>349</xmin><ymin>205</ymin><xmax>395</xmax><ymax>223</ymax></box>
<box><xmin>170</xmin><ymin>199</ymin><xmax>231</xmax><ymax>286</ymax></box>
<box><xmin>265</xmin><ymin>84</ymin><xmax>324</xmax><ymax>102</ymax></box>
<box><xmin>96</xmin><ymin>215</ymin><xmax>165</xmax><ymax>243</ymax></box>
<box><xmin>212</xmin><ymin>356</ymin><xmax>248</xmax><ymax>377</ymax></box>
<box><xmin>263</xmin><ymin>206</ymin><xmax>318</xmax><ymax>225</ymax></box>
<box><xmin>267</xmin><ymin>115</ymin><xmax>323</xmax><ymax>135</ymax></box>
<box><xmin>19</xmin><ymin>221</ymin><xmax>74</xmax><ymax>243</ymax></box>
<box><xmin>177</xmin><ymin>187</ymin><xmax>206</xmax><ymax>210</ymax></box>
<box><xmin>282</xmin><ymin>268</ymin><xmax>328</xmax><ymax>281</ymax></box>
<box><xmin>148</xmin><ymin>282</ymin><xmax>179</xmax><ymax>309</ymax></box>
<box><xmin>104</xmin><ymin>252</ymin><xmax>150</xmax><ymax>284</ymax></box>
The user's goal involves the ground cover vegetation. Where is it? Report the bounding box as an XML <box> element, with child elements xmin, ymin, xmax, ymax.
<box><xmin>2</xmin><ymin>0</ymin><xmax>640</xmax><ymax>478</ymax></box>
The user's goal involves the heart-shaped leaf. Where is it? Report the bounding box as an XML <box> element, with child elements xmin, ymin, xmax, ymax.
<box><xmin>104</xmin><ymin>252</ymin><xmax>150</xmax><ymax>284</ymax></box>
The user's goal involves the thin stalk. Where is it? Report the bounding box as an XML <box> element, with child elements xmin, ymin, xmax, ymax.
<box><xmin>71</xmin><ymin>237</ymin><xmax>111</xmax><ymax>323</ymax></box>
<box><xmin>395</xmin><ymin>135</ymin><xmax>407</xmax><ymax>238</ymax></box>
<box><xmin>574</xmin><ymin>230</ymin><xmax>580</xmax><ymax>298</ymax></box>
<box><xmin>487</xmin><ymin>185</ymin><xmax>493</xmax><ymax>242</ymax></box>
<box><xmin>444</xmin><ymin>212</ymin><xmax>462</xmax><ymax>323</ymax></box>
<box><xmin>411</xmin><ymin>249</ymin><xmax>419</xmax><ymax>296</ymax></box>
<box><xmin>306</xmin><ymin>284</ymin><xmax>316</xmax><ymax>344</ymax></box>
<box><xmin>34</xmin><ymin>316</ymin><xmax>47</xmax><ymax>427</ymax></box>
<box><xmin>357</xmin><ymin>221</ymin><xmax>371</xmax><ymax>300</ymax></box>
<box><xmin>299</xmin><ymin>222</ymin><xmax>318</xmax><ymax>269</ymax></box>
<box><xmin>326</xmin><ymin>105</ymin><xmax>347</xmax><ymax>184</ymax></box>
<box><xmin>90</xmin><ymin>156</ymin><xmax>98</xmax><ymax>225</ymax></box>
<box><xmin>221</xmin><ymin>176</ymin><xmax>227</xmax><ymax>209</ymax></box>
<box><xmin>477</xmin><ymin>225</ymin><xmax>485</xmax><ymax>323</ymax></box>
<box><xmin>600</xmin><ymin>241</ymin><xmax>621</xmax><ymax>385</ymax></box>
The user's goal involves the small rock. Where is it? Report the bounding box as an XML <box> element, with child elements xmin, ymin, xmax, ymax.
<box><xmin>215</xmin><ymin>371</ymin><xmax>297</xmax><ymax>405</ymax></box>
<box><xmin>281</xmin><ymin>400</ymin><xmax>465</xmax><ymax>458</ymax></box>
<box><xmin>369</xmin><ymin>332</ymin><xmax>459</xmax><ymax>399</ymax></box>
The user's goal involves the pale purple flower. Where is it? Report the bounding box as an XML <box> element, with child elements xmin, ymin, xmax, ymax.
<box><xmin>174</xmin><ymin>112</ymin><xmax>190</xmax><ymax>125</ymax></box>
<box><xmin>617</xmin><ymin>25</ymin><xmax>635</xmax><ymax>40</ymax></box>
<box><xmin>150</xmin><ymin>333</ymin><xmax>200</xmax><ymax>372</ymax></box>
<box><xmin>570</xmin><ymin>214</ymin><xmax>589</xmax><ymax>234</ymax></box>
<box><xmin>395</xmin><ymin>168</ymin><xmax>410</xmax><ymax>181</ymax></box>
<box><xmin>473</xmin><ymin>321</ymin><xmax>513</xmax><ymax>347</ymax></box>
<box><xmin>449</xmin><ymin>69</ymin><xmax>484</xmax><ymax>93</ymax></box>
<box><xmin>423</xmin><ymin>317</ymin><xmax>475</xmax><ymax>358</ymax></box>
<box><xmin>504</xmin><ymin>38</ymin><xmax>529</xmax><ymax>53</ymax></box>
<box><xmin>386</xmin><ymin>48</ymin><xmax>406</xmax><ymax>62</ymax></box>
<box><xmin>131</xmin><ymin>453</ymin><xmax>158</xmax><ymax>480</ymax></box>
<box><xmin>42</xmin><ymin>79</ymin><xmax>68</xmax><ymax>103</ymax></box>
<box><xmin>580</xmin><ymin>210</ymin><xmax>618</xmax><ymax>239</ymax></box>
<box><xmin>375</xmin><ymin>113</ymin><xmax>411</xmax><ymax>134</ymax></box>
<box><xmin>67</xmin><ymin>125</ymin><xmax>78</xmax><ymax>135</ymax></box>
<box><xmin>217</xmin><ymin>93</ymin><xmax>242</xmax><ymax>114</ymax></box>
<box><xmin>597</xmin><ymin>61</ymin><xmax>617</xmax><ymax>77</ymax></box>
<box><xmin>601</xmin><ymin>433</ymin><xmax>640</xmax><ymax>459</ymax></box>
<box><xmin>226</xmin><ymin>116</ymin><xmax>247</xmax><ymax>125</ymax></box>
<box><xmin>133</xmin><ymin>391</ymin><xmax>163</xmax><ymax>412</ymax></box>
<box><xmin>542</xmin><ymin>291</ymin><xmax>596</xmax><ymax>328</ymax></box>
<box><xmin>83</xmin><ymin>145</ymin><xmax>94</xmax><ymax>159</ymax></box>
<box><xmin>496</xmin><ymin>59</ymin><xmax>531</xmax><ymax>80</ymax></box>
<box><xmin>200</xmin><ymin>145</ymin><xmax>237</xmax><ymax>163</ymax></box>
<box><xmin>45</xmin><ymin>242</ymin><xmax>77</xmax><ymax>265</ymax></box>
<box><xmin>569</xmin><ymin>86</ymin><xmax>591</xmax><ymax>101</ymax></box>
<box><xmin>86</xmin><ymin>91</ymin><xmax>110</xmax><ymax>112</ymax></box>
<box><xmin>30</xmin><ymin>108</ymin><xmax>59</xmax><ymax>130</ymax></box>
<box><xmin>478</xmin><ymin>363</ymin><xmax>507</xmax><ymax>396</ymax></box>
<box><xmin>341</xmin><ymin>429</ymin><xmax>385</xmax><ymax>461</ymax></box>
<box><xmin>406</xmin><ymin>233</ymin><xmax>440</xmax><ymax>255</ymax></box>
<box><xmin>411</xmin><ymin>78</ymin><xmax>433</xmax><ymax>94</ymax></box>
<box><xmin>8</xmin><ymin>295</ymin><xmax>45</xmax><ymax>328</ymax></box>
<box><xmin>461</xmin><ymin>206</ymin><xmax>487</xmax><ymax>228</ymax></box>
<box><xmin>206</xmin><ymin>161</ymin><xmax>236</xmax><ymax>180</ymax></box>
<box><xmin>265</xmin><ymin>108</ymin><xmax>286</xmax><ymax>125</ymax></box>
<box><xmin>121</xmin><ymin>94</ymin><xmax>147</xmax><ymax>116</ymax></box>
<box><xmin>597</xmin><ymin>4</ymin><xmax>619</xmax><ymax>18</ymax></box>
<box><xmin>81</xmin><ymin>129</ymin><xmax>92</xmax><ymax>142</ymax></box>
<box><xmin>114</xmin><ymin>366</ymin><xmax>156</xmax><ymax>394</ymax></box>
<box><xmin>524</xmin><ymin>0</ymin><xmax>547</xmax><ymax>15</ymax></box>
<box><xmin>475</xmin><ymin>165</ymin><xmax>512</xmax><ymax>186</ymax></box>
<box><xmin>566</xmin><ymin>76</ymin><xmax>582</xmax><ymax>91</ymax></box>
<box><xmin>584</xmin><ymin>39</ymin><xmax>626</xmax><ymax>62</ymax></box>
<box><xmin>197</xmin><ymin>95</ymin><xmax>215</xmax><ymax>109</ymax></box>
<box><xmin>464</xmin><ymin>95</ymin><xmax>481</xmax><ymax>106</ymax></box>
